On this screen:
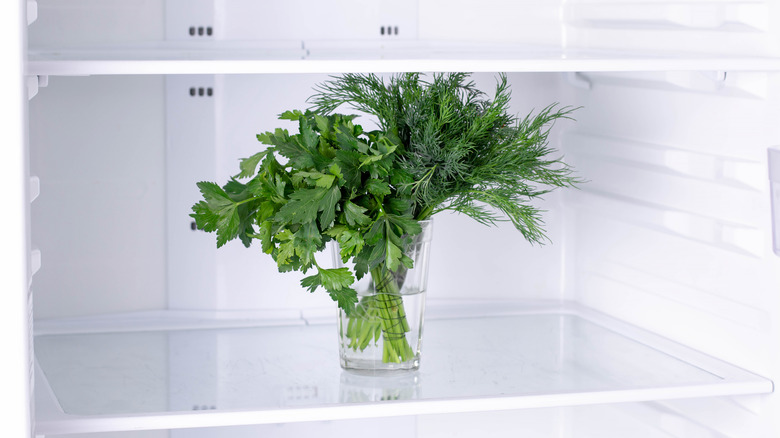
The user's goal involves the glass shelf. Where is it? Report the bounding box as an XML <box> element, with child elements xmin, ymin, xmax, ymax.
<box><xmin>27</xmin><ymin>41</ymin><xmax>780</xmax><ymax>76</ymax></box>
<box><xmin>33</xmin><ymin>302</ymin><xmax>772</xmax><ymax>435</ymax></box>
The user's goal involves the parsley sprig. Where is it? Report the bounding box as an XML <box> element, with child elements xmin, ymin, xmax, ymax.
<box><xmin>191</xmin><ymin>110</ymin><xmax>422</xmax><ymax>314</ymax></box>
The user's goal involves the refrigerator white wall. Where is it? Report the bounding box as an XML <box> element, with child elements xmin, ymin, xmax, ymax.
<box><xmin>560</xmin><ymin>69</ymin><xmax>780</xmax><ymax>436</ymax></box>
<box><xmin>2</xmin><ymin>1</ymin><xmax>32</xmax><ymax>437</ymax></box>
<box><xmin>29</xmin><ymin>75</ymin><xmax>167</xmax><ymax>319</ymax></box>
<box><xmin>18</xmin><ymin>0</ymin><xmax>780</xmax><ymax>437</ymax></box>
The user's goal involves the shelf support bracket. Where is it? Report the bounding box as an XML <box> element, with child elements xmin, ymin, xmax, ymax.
<box><xmin>769</xmin><ymin>146</ymin><xmax>780</xmax><ymax>256</ymax></box>
<box><xmin>30</xmin><ymin>248</ymin><xmax>41</xmax><ymax>287</ymax></box>
<box><xmin>26</xmin><ymin>75</ymin><xmax>48</xmax><ymax>100</ymax></box>
<box><xmin>566</xmin><ymin>72</ymin><xmax>591</xmax><ymax>90</ymax></box>
<box><xmin>702</xmin><ymin>71</ymin><xmax>727</xmax><ymax>83</ymax></box>
<box><xmin>27</xmin><ymin>0</ymin><xmax>37</xmax><ymax>25</ymax></box>
<box><xmin>30</xmin><ymin>175</ymin><xmax>40</xmax><ymax>203</ymax></box>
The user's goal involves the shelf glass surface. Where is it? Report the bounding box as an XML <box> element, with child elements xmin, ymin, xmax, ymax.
<box><xmin>35</xmin><ymin>308</ymin><xmax>770</xmax><ymax>430</ymax></box>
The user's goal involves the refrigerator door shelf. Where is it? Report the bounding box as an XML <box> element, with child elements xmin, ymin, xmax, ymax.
<box><xmin>33</xmin><ymin>301</ymin><xmax>772</xmax><ymax>435</ymax></box>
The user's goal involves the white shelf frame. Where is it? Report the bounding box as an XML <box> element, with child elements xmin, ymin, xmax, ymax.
<box><xmin>26</xmin><ymin>42</ymin><xmax>780</xmax><ymax>75</ymax></box>
<box><xmin>33</xmin><ymin>301</ymin><xmax>773</xmax><ymax>436</ymax></box>
<box><xmin>27</xmin><ymin>58</ymin><xmax>780</xmax><ymax>76</ymax></box>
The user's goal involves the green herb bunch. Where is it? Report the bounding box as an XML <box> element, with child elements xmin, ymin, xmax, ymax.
<box><xmin>191</xmin><ymin>110</ymin><xmax>421</xmax><ymax>314</ymax></box>
<box><xmin>191</xmin><ymin>73</ymin><xmax>581</xmax><ymax>365</ymax></box>
<box><xmin>309</xmin><ymin>72</ymin><xmax>581</xmax><ymax>242</ymax></box>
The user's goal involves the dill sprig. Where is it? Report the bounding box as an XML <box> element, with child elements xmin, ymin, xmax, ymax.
<box><xmin>309</xmin><ymin>72</ymin><xmax>581</xmax><ymax>244</ymax></box>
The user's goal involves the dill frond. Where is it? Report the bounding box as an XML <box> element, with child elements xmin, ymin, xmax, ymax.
<box><xmin>310</xmin><ymin>72</ymin><xmax>582</xmax><ymax>244</ymax></box>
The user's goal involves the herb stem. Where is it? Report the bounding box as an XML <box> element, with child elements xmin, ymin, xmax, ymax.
<box><xmin>370</xmin><ymin>265</ymin><xmax>414</xmax><ymax>363</ymax></box>
<box><xmin>234</xmin><ymin>197</ymin><xmax>262</xmax><ymax>207</ymax></box>
<box><xmin>344</xmin><ymin>264</ymin><xmax>415</xmax><ymax>364</ymax></box>
<box><xmin>415</xmin><ymin>206</ymin><xmax>434</xmax><ymax>221</ymax></box>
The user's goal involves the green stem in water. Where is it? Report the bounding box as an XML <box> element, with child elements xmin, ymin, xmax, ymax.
<box><xmin>372</xmin><ymin>266</ymin><xmax>413</xmax><ymax>363</ymax></box>
<box><xmin>346</xmin><ymin>264</ymin><xmax>415</xmax><ymax>364</ymax></box>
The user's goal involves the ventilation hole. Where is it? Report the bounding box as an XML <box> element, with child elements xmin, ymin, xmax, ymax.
<box><xmin>189</xmin><ymin>26</ymin><xmax>195</xmax><ymax>36</ymax></box>
<box><xmin>190</xmin><ymin>221</ymin><xmax>197</xmax><ymax>230</ymax></box>
<box><xmin>198</xmin><ymin>26</ymin><xmax>204</xmax><ymax>36</ymax></box>
<box><xmin>189</xmin><ymin>87</ymin><xmax>196</xmax><ymax>97</ymax></box>
<box><xmin>207</xmin><ymin>87</ymin><xmax>213</xmax><ymax>97</ymax></box>
<box><xmin>198</xmin><ymin>87</ymin><xmax>205</xmax><ymax>96</ymax></box>
<box><xmin>394</xmin><ymin>26</ymin><xmax>399</xmax><ymax>35</ymax></box>
<box><xmin>206</xmin><ymin>27</ymin><xmax>213</xmax><ymax>36</ymax></box>
<box><xmin>380</xmin><ymin>26</ymin><xmax>385</xmax><ymax>35</ymax></box>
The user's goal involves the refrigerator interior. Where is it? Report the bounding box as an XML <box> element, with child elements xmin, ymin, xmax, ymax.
<box><xmin>22</xmin><ymin>0</ymin><xmax>780</xmax><ymax>437</ymax></box>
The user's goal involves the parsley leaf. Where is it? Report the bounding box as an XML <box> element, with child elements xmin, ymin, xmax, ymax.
<box><xmin>300</xmin><ymin>273</ymin><xmax>321</xmax><ymax>293</ymax></box>
<box><xmin>318</xmin><ymin>185</ymin><xmax>340</xmax><ymax>229</ymax></box>
<box><xmin>386</xmin><ymin>213</ymin><xmax>422</xmax><ymax>237</ymax></box>
<box><xmin>236</xmin><ymin>150</ymin><xmax>269</xmax><ymax>179</ymax></box>
<box><xmin>295</xmin><ymin>171</ymin><xmax>335</xmax><ymax>188</ymax></box>
<box><xmin>191</xmin><ymin>201</ymin><xmax>219</xmax><ymax>233</ymax></box>
<box><xmin>344</xmin><ymin>201</ymin><xmax>371</xmax><ymax>227</ymax></box>
<box><xmin>191</xmin><ymin>182</ymin><xmax>242</xmax><ymax>248</ymax></box>
<box><xmin>319</xmin><ymin>267</ymin><xmax>355</xmax><ymax>291</ymax></box>
<box><xmin>385</xmin><ymin>238</ymin><xmax>403</xmax><ymax>272</ymax></box>
<box><xmin>300</xmin><ymin>267</ymin><xmax>358</xmax><ymax>315</ymax></box>
<box><xmin>336</xmin><ymin>229</ymin><xmax>365</xmax><ymax>262</ymax></box>
<box><xmin>275</xmin><ymin>187</ymin><xmax>327</xmax><ymax>225</ymax></box>
<box><xmin>279</xmin><ymin>109</ymin><xmax>304</xmax><ymax>121</ymax></box>
<box><xmin>366</xmin><ymin>179</ymin><xmax>391</xmax><ymax>196</ymax></box>
<box><xmin>327</xmin><ymin>288</ymin><xmax>358</xmax><ymax>315</ymax></box>
<box><xmin>292</xmin><ymin>221</ymin><xmax>322</xmax><ymax>267</ymax></box>
<box><xmin>259</xmin><ymin>128</ymin><xmax>316</xmax><ymax>169</ymax></box>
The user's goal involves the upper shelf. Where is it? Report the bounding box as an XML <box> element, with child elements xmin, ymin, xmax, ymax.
<box><xmin>27</xmin><ymin>41</ymin><xmax>780</xmax><ymax>75</ymax></box>
<box><xmin>34</xmin><ymin>301</ymin><xmax>772</xmax><ymax>435</ymax></box>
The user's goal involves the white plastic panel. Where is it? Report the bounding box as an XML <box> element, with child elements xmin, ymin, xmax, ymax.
<box><xmin>652</xmin><ymin>397</ymin><xmax>770</xmax><ymax>438</ymax></box>
<box><xmin>29</xmin><ymin>0</ymin><xmax>780</xmax><ymax>58</ymax></box>
<box><xmin>27</xmin><ymin>0</ymin><xmax>165</xmax><ymax>48</ymax></box>
<box><xmin>561</xmin><ymin>70</ymin><xmax>780</xmax><ymax>437</ymax></box>
<box><xmin>33</xmin><ymin>303</ymin><xmax>771</xmax><ymax>435</ymax></box>
<box><xmin>564</xmin><ymin>0</ymin><xmax>780</xmax><ymax>57</ymax></box>
<box><xmin>166</xmin><ymin>0</ymin><xmax>214</xmax><ymax>41</ymax></box>
<box><xmin>2</xmin><ymin>1</ymin><xmax>32</xmax><ymax>437</ymax></box>
<box><xmin>28</xmin><ymin>76</ymin><xmax>167</xmax><ymax>319</ymax></box>
<box><xmin>418</xmin><ymin>0</ymin><xmax>561</xmax><ymax>45</ymax></box>
<box><xmin>165</xmin><ymin>75</ymin><xmax>220</xmax><ymax>310</ymax></box>
<box><xmin>219</xmin><ymin>0</ymin><xmax>418</xmax><ymax>41</ymax></box>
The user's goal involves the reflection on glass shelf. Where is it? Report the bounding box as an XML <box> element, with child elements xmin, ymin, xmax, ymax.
<box><xmin>35</xmin><ymin>311</ymin><xmax>763</xmax><ymax>421</ymax></box>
